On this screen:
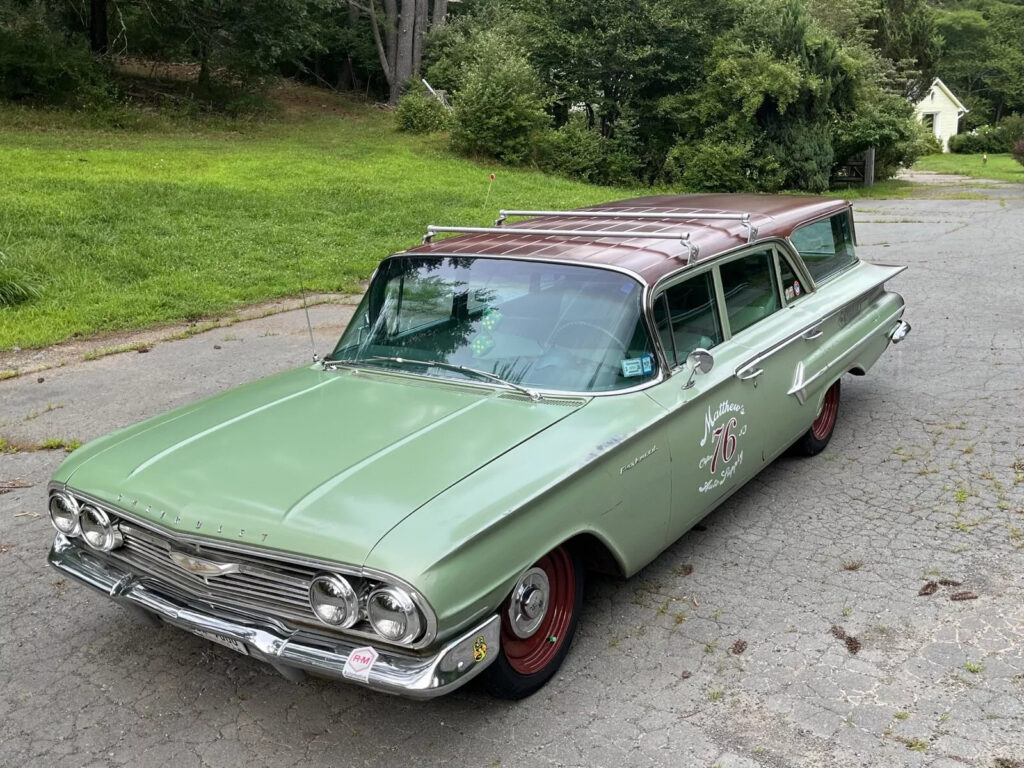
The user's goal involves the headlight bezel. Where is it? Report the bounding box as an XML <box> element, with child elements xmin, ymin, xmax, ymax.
<box><xmin>79</xmin><ymin>504</ymin><xmax>123</xmax><ymax>552</ymax></box>
<box><xmin>308</xmin><ymin>573</ymin><xmax>361</xmax><ymax>629</ymax></box>
<box><xmin>367</xmin><ymin>585</ymin><xmax>424</xmax><ymax>644</ymax></box>
<box><xmin>48</xmin><ymin>492</ymin><xmax>81</xmax><ymax>536</ymax></box>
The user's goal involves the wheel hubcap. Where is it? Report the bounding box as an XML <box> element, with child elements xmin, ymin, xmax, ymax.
<box><xmin>508</xmin><ymin>567</ymin><xmax>549</xmax><ymax>638</ymax></box>
<box><xmin>500</xmin><ymin>548</ymin><xmax>577</xmax><ymax>676</ymax></box>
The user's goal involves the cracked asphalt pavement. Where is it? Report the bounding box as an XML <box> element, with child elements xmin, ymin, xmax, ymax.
<box><xmin>2</xmin><ymin>193</ymin><xmax>1023</xmax><ymax>768</ymax></box>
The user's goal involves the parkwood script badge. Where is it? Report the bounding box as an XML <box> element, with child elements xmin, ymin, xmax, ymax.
<box><xmin>698</xmin><ymin>400</ymin><xmax>748</xmax><ymax>494</ymax></box>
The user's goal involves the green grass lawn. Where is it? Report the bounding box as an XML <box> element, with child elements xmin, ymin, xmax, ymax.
<box><xmin>0</xmin><ymin>93</ymin><xmax>636</xmax><ymax>351</ymax></box>
<box><xmin>913</xmin><ymin>152</ymin><xmax>1024</xmax><ymax>183</ymax></box>
<box><xmin>0</xmin><ymin>88</ymin><xmax>961</xmax><ymax>352</ymax></box>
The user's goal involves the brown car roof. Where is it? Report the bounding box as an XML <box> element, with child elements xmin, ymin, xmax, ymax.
<box><xmin>405</xmin><ymin>194</ymin><xmax>850</xmax><ymax>286</ymax></box>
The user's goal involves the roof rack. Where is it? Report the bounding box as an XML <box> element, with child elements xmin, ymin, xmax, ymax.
<box><xmin>422</xmin><ymin>225</ymin><xmax>701</xmax><ymax>260</ymax></box>
<box><xmin>495</xmin><ymin>209</ymin><xmax>759</xmax><ymax>242</ymax></box>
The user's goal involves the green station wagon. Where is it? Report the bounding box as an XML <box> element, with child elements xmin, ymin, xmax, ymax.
<box><xmin>47</xmin><ymin>195</ymin><xmax>910</xmax><ymax>699</ymax></box>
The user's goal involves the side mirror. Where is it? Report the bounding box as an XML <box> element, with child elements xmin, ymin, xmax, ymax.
<box><xmin>682</xmin><ymin>348</ymin><xmax>714</xmax><ymax>390</ymax></box>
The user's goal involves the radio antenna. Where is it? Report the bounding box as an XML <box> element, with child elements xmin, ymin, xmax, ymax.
<box><xmin>296</xmin><ymin>253</ymin><xmax>319</xmax><ymax>363</ymax></box>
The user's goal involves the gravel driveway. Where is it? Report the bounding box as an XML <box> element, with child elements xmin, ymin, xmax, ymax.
<box><xmin>1</xmin><ymin>193</ymin><xmax>1022</xmax><ymax>768</ymax></box>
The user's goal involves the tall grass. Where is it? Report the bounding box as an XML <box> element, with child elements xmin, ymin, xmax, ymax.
<box><xmin>0</xmin><ymin>251</ymin><xmax>41</xmax><ymax>307</ymax></box>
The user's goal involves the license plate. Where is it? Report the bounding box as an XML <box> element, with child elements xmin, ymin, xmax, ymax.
<box><xmin>192</xmin><ymin>627</ymin><xmax>249</xmax><ymax>655</ymax></box>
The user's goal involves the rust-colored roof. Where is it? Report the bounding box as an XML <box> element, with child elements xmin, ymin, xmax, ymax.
<box><xmin>405</xmin><ymin>194</ymin><xmax>850</xmax><ymax>286</ymax></box>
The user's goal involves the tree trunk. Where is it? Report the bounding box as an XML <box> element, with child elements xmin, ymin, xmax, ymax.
<box><xmin>339</xmin><ymin>3</ymin><xmax>362</xmax><ymax>91</ymax></box>
<box><xmin>391</xmin><ymin>0</ymin><xmax>415</xmax><ymax>104</ymax></box>
<box><xmin>412</xmin><ymin>0</ymin><xmax>428</xmax><ymax>80</ymax></box>
<box><xmin>198</xmin><ymin>44</ymin><xmax>212</xmax><ymax>92</ymax></box>
<box><xmin>431</xmin><ymin>0</ymin><xmax>448</xmax><ymax>28</ymax></box>
<box><xmin>384</xmin><ymin>0</ymin><xmax>399</xmax><ymax>82</ymax></box>
<box><xmin>89</xmin><ymin>0</ymin><xmax>108</xmax><ymax>54</ymax></box>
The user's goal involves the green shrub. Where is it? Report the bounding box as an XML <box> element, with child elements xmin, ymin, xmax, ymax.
<box><xmin>950</xmin><ymin>116</ymin><xmax>1024</xmax><ymax>154</ymax></box>
<box><xmin>0</xmin><ymin>7</ymin><xmax>103</xmax><ymax>105</ymax></box>
<box><xmin>396</xmin><ymin>90</ymin><xmax>451</xmax><ymax>133</ymax></box>
<box><xmin>1012</xmin><ymin>139</ymin><xmax>1024</xmax><ymax>168</ymax></box>
<box><xmin>0</xmin><ymin>252</ymin><xmax>41</xmax><ymax>307</ymax></box>
<box><xmin>950</xmin><ymin>127</ymin><xmax>1002</xmax><ymax>154</ymax></box>
<box><xmin>449</xmin><ymin>33</ymin><xmax>549</xmax><ymax>164</ymax></box>
<box><xmin>534</xmin><ymin>117</ymin><xmax>639</xmax><ymax>186</ymax></box>
<box><xmin>766</xmin><ymin>123</ymin><xmax>833</xmax><ymax>192</ymax></box>
<box><xmin>997</xmin><ymin>114</ymin><xmax>1024</xmax><ymax>148</ymax></box>
<box><xmin>915</xmin><ymin>129</ymin><xmax>944</xmax><ymax>157</ymax></box>
<box><xmin>664</xmin><ymin>139</ymin><xmax>754</xmax><ymax>191</ymax></box>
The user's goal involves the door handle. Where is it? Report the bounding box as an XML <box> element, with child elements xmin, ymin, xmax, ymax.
<box><xmin>736</xmin><ymin>367</ymin><xmax>764</xmax><ymax>381</ymax></box>
<box><xmin>802</xmin><ymin>327</ymin><xmax>824</xmax><ymax>340</ymax></box>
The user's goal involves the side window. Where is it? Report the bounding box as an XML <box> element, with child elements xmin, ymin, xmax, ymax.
<box><xmin>777</xmin><ymin>256</ymin><xmax>806</xmax><ymax>303</ymax></box>
<box><xmin>790</xmin><ymin>212</ymin><xmax>857</xmax><ymax>284</ymax></box>
<box><xmin>653</xmin><ymin>272</ymin><xmax>722</xmax><ymax>367</ymax></box>
<box><xmin>719</xmin><ymin>250</ymin><xmax>781</xmax><ymax>334</ymax></box>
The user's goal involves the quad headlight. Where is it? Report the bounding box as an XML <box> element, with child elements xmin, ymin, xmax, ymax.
<box><xmin>308</xmin><ymin>574</ymin><xmax>360</xmax><ymax>628</ymax></box>
<box><xmin>367</xmin><ymin>586</ymin><xmax>422</xmax><ymax>644</ymax></box>
<box><xmin>79</xmin><ymin>504</ymin><xmax>122</xmax><ymax>552</ymax></box>
<box><xmin>48</xmin><ymin>492</ymin><xmax>81</xmax><ymax>536</ymax></box>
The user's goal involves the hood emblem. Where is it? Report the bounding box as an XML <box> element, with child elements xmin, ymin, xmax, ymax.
<box><xmin>169</xmin><ymin>551</ymin><xmax>240</xmax><ymax>577</ymax></box>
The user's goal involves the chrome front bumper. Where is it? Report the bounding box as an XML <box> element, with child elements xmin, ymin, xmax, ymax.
<box><xmin>48</xmin><ymin>535</ymin><xmax>500</xmax><ymax>699</ymax></box>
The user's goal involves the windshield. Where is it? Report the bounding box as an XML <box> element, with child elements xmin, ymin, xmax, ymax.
<box><xmin>329</xmin><ymin>256</ymin><xmax>658</xmax><ymax>393</ymax></box>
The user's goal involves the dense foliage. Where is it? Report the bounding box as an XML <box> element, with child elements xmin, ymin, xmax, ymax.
<box><xmin>395</xmin><ymin>88</ymin><xmax>451</xmax><ymax>133</ymax></box>
<box><xmin>2</xmin><ymin>0</ymin><xmax>1022</xmax><ymax>190</ymax></box>
<box><xmin>1013</xmin><ymin>139</ymin><xmax>1024</xmax><ymax>167</ymax></box>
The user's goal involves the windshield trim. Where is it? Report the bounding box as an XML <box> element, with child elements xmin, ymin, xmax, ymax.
<box><xmin>329</xmin><ymin>253</ymin><xmax>666</xmax><ymax>398</ymax></box>
<box><xmin>323</xmin><ymin>357</ymin><xmax>666</xmax><ymax>400</ymax></box>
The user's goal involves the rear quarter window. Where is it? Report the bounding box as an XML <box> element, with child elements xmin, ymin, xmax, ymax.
<box><xmin>790</xmin><ymin>212</ymin><xmax>858</xmax><ymax>284</ymax></box>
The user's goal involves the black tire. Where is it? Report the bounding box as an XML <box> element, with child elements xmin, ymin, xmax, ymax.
<box><xmin>794</xmin><ymin>380</ymin><xmax>841</xmax><ymax>456</ymax></box>
<box><xmin>483</xmin><ymin>545</ymin><xmax>584</xmax><ymax>700</ymax></box>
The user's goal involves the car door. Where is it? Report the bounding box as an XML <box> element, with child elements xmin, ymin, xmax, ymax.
<box><xmin>721</xmin><ymin>245</ymin><xmax>828</xmax><ymax>462</ymax></box>
<box><xmin>645</xmin><ymin>267</ymin><xmax>766</xmax><ymax>542</ymax></box>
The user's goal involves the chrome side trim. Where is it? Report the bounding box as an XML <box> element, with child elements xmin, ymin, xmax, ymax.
<box><xmin>733</xmin><ymin>274</ymin><xmax>904</xmax><ymax>378</ymax></box>
<box><xmin>48</xmin><ymin>535</ymin><xmax>500</xmax><ymax>700</ymax></box>
<box><xmin>787</xmin><ymin>307</ymin><xmax>905</xmax><ymax>404</ymax></box>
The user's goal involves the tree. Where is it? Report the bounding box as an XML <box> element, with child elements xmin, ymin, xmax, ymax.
<box><xmin>89</xmin><ymin>0</ymin><xmax>107</xmax><ymax>53</ymax></box>
<box><xmin>348</xmin><ymin>0</ymin><xmax>449</xmax><ymax>104</ymax></box>
<box><xmin>867</xmin><ymin>0</ymin><xmax>941</xmax><ymax>99</ymax></box>
<box><xmin>935</xmin><ymin>1</ymin><xmax>1024</xmax><ymax>124</ymax></box>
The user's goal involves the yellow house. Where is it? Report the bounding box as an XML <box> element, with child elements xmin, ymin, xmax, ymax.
<box><xmin>915</xmin><ymin>78</ymin><xmax>968</xmax><ymax>152</ymax></box>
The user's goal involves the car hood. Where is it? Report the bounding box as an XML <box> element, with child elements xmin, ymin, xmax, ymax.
<box><xmin>57</xmin><ymin>366</ymin><xmax>585</xmax><ymax>567</ymax></box>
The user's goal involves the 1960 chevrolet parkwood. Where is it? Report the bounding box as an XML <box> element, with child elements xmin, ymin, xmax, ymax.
<box><xmin>48</xmin><ymin>195</ymin><xmax>910</xmax><ymax>699</ymax></box>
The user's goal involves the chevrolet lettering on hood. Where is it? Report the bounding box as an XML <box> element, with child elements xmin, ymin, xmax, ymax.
<box><xmin>46</xmin><ymin>194</ymin><xmax>910</xmax><ymax>700</ymax></box>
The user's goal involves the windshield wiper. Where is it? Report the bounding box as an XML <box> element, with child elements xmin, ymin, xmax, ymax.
<box><xmin>325</xmin><ymin>355</ymin><xmax>542</xmax><ymax>402</ymax></box>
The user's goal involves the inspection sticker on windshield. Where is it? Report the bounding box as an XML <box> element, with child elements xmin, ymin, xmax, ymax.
<box><xmin>621</xmin><ymin>354</ymin><xmax>653</xmax><ymax>378</ymax></box>
<box><xmin>343</xmin><ymin>646</ymin><xmax>379</xmax><ymax>682</ymax></box>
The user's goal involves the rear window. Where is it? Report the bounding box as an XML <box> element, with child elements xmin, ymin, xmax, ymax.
<box><xmin>790</xmin><ymin>212</ymin><xmax>857</xmax><ymax>284</ymax></box>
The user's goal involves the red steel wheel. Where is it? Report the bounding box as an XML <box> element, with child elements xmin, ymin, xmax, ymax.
<box><xmin>810</xmin><ymin>380</ymin><xmax>840</xmax><ymax>440</ymax></box>
<box><xmin>484</xmin><ymin>545</ymin><xmax>584</xmax><ymax>699</ymax></box>
<box><xmin>795</xmin><ymin>380</ymin><xmax>841</xmax><ymax>456</ymax></box>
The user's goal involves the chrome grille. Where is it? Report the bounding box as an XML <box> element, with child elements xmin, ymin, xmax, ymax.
<box><xmin>107</xmin><ymin>523</ymin><xmax>321</xmax><ymax>627</ymax></box>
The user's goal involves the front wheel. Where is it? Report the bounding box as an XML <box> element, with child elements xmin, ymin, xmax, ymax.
<box><xmin>794</xmin><ymin>380</ymin><xmax>841</xmax><ymax>456</ymax></box>
<box><xmin>483</xmin><ymin>545</ymin><xmax>584</xmax><ymax>699</ymax></box>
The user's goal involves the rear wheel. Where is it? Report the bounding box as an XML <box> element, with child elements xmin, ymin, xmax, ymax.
<box><xmin>483</xmin><ymin>545</ymin><xmax>583</xmax><ymax>699</ymax></box>
<box><xmin>795</xmin><ymin>380</ymin><xmax>841</xmax><ymax>456</ymax></box>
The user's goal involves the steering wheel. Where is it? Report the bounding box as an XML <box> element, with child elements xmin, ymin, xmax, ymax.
<box><xmin>547</xmin><ymin>321</ymin><xmax>629</xmax><ymax>356</ymax></box>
